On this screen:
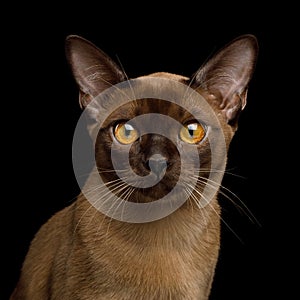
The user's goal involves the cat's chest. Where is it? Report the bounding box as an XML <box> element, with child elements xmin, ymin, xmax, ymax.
<box><xmin>91</xmin><ymin>233</ymin><xmax>211</xmax><ymax>291</ymax></box>
<box><xmin>86</xmin><ymin>244</ymin><xmax>206</xmax><ymax>299</ymax></box>
<box><xmin>75</xmin><ymin>204</ymin><xmax>220</xmax><ymax>299</ymax></box>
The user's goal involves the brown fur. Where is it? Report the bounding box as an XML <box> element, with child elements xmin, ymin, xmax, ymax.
<box><xmin>11</xmin><ymin>195</ymin><xmax>221</xmax><ymax>299</ymax></box>
<box><xmin>11</xmin><ymin>35</ymin><xmax>258</xmax><ymax>300</ymax></box>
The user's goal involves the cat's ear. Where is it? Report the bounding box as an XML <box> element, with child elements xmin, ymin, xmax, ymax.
<box><xmin>65</xmin><ymin>35</ymin><xmax>126</xmax><ymax>107</ymax></box>
<box><xmin>192</xmin><ymin>35</ymin><xmax>258</xmax><ymax>126</ymax></box>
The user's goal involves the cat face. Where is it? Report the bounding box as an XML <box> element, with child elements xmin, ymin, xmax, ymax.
<box><xmin>94</xmin><ymin>97</ymin><xmax>212</xmax><ymax>202</ymax></box>
<box><xmin>66</xmin><ymin>35</ymin><xmax>258</xmax><ymax>219</ymax></box>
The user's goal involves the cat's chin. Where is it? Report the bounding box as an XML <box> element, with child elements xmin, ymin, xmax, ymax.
<box><xmin>126</xmin><ymin>182</ymin><xmax>182</xmax><ymax>203</ymax></box>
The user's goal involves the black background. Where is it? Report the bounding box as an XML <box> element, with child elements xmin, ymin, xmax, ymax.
<box><xmin>2</xmin><ymin>4</ymin><xmax>296</xmax><ymax>300</ymax></box>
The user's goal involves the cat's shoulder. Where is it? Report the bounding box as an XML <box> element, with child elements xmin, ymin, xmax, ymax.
<box><xmin>32</xmin><ymin>203</ymin><xmax>76</xmax><ymax>243</ymax></box>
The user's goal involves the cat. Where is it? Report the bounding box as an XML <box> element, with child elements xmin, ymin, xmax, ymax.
<box><xmin>10</xmin><ymin>34</ymin><xmax>258</xmax><ymax>300</ymax></box>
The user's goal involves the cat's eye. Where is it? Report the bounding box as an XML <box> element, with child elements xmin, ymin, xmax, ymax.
<box><xmin>114</xmin><ymin>122</ymin><xmax>139</xmax><ymax>144</ymax></box>
<box><xmin>180</xmin><ymin>122</ymin><xmax>206</xmax><ymax>144</ymax></box>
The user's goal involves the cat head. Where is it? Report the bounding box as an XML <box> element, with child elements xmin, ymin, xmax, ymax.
<box><xmin>66</xmin><ymin>34</ymin><xmax>257</xmax><ymax>126</ymax></box>
<box><xmin>66</xmin><ymin>35</ymin><xmax>258</xmax><ymax>215</ymax></box>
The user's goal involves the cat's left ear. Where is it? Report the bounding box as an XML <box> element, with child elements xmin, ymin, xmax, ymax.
<box><xmin>65</xmin><ymin>35</ymin><xmax>126</xmax><ymax>107</ymax></box>
<box><xmin>192</xmin><ymin>35</ymin><xmax>258</xmax><ymax>126</ymax></box>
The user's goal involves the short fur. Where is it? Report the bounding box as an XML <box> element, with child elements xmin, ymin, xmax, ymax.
<box><xmin>11</xmin><ymin>35</ymin><xmax>258</xmax><ymax>300</ymax></box>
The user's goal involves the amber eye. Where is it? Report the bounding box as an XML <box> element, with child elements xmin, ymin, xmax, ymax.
<box><xmin>180</xmin><ymin>122</ymin><xmax>206</xmax><ymax>144</ymax></box>
<box><xmin>114</xmin><ymin>122</ymin><xmax>139</xmax><ymax>144</ymax></box>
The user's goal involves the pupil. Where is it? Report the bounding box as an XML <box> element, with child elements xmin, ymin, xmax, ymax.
<box><xmin>124</xmin><ymin>124</ymin><xmax>133</xmax><ymax>138</ymax></box>
<box><xmin>188</xmin><ymin>129</ymin><xmax>194</xmax><ymax>137</ymax></box>
<box><xmin>187</xmin><ymin>123</ymin><xmax>198</xmax><ymax>138</ymax></box>
<box><xmin>125</xmin><ymin>129</ymin><xmax>131</xmax><ymax>137</ymax></box>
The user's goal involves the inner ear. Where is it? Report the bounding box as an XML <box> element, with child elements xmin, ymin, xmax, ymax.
<box><xmin>65</xmin><ymin>35</ymin><xmax>126</xmax><ymax>107</ymax></box>
<box><xmin>191</xmin><ymin>34</ymin><xmax>258</xmax><ymax>125</ymax></box>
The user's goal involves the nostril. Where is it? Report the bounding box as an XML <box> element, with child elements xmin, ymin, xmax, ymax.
<box><xmin>146</xmin><ymin>154</ymin><xmax>168</xmax><ymax>177</ymax></box>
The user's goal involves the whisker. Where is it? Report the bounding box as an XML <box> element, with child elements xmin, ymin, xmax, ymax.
<box><xmin>120</xmin><ymin>187</ymin><xmax>136</xmax><ymax>221</ymax></box>
<box><xmin>75</xmin><ymin>166</ymin><xmax>127</xmax><ymax>179</ymax></box>
<box><xmin>196</xmin><ymin>168</ymin><xmax>246</xmax><ymax>179</ymax></box>
<box><xmin>83</xmin><ymin>178</ymin><xmax>128</xmax><ymax>196</ymax></box>
<box><xmin>185</xmin><ymin>186</ymin><xmax>210</xmax><ymax>228</ymax></box>
<box><xmin>73</xmin><ymin>203</ymin><xmax>95</xmax><ymax>237</ymax></box>
<box><xmin>183</xmin><ymin>187</ymin><xmax>194</xmax><ymax>216</ymax></box>
<box><xmin>96</xmin><ymin>167</ymin><xmax>130</xmax><ymax>174</ymax></box>
<box><xmin>73</xmin><ymin>179</ymin><xmax>127</xmax><ymax>234</ymax></box>
<box><xmin>195</xmin><ymin>175</ymin><xmax>260</xmax><ymax>226</ymax></box>
<box><xmin>72</xmin><ymin>183</ymin><xmax>118</xmax><ymax>213</ymax></box>
<box><xmin>109</xmin><ymin>185</ymin><xmax>133</xmax><ymax>222</ymax></box>
<box><xmin>72</xmin><ymin>172</ymin><xmax>138</xmax><ymax>224</ymax></box>
<box><xmin>93</xmin><ymin>181</ymin><xmax>129</xmax><ymax>202</ymax></box>
<box><xmin>182</xmin><ymin>66</ymin><xmax>203</xmax><ymax>102</ymax></box>
<box><xmin>185</xmin><ymin>182</ymin><xmax>243</xmax><ymax>243</ymax></box>
<box><xmin>94</xmin><ymin>191</ymin><xmax>121</xmax><ymax>238</ymax></box>
<box><xmin>76</xmin><ymin>181</ymin><xmax>128</xmax><ymax>233</ymax></box>
<box><xmin>103</xmin><ymin>184</ymin><xmax>135</xmax><ymax>237</ymax></box>
<box><xmin>74</xmin><ymin>178</ymin><xmax>128</xmax><ymax>215</ymax></box>
<box><xmin>115</xmin><ymin>55</ymin><xmax>137</xmax><ymax>101</ymax></box>
<box><xmin>91</xmin><ymin>181</ymin><xmax>133</xmax><ymax>237</ymax></box>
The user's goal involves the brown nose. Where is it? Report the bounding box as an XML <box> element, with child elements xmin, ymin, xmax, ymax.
<box><xmin>146</xmin><ymin>154</ymin><xmax>168</xmax><ymax>178</ymax></box>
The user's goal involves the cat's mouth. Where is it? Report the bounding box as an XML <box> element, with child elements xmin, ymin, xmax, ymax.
<box><xmin>100</xmin><ymin>171</ymin><xmax>179</xmax><ymax>203</ymax></box>
<box><xmin>132</xmin><ymin>182</ymin><xmax>177</xmax><ymax>203</ymax></box>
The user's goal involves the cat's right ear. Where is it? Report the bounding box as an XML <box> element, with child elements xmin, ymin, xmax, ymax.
<box><xmin>65</xmin><ymin>35</ymin><xmax>126</xmax><ymax>108</ymax></box>
<box><xmin>191</xmin><ymin>35</ymin><xmax>258</xmax><ymax>127</ymax></box>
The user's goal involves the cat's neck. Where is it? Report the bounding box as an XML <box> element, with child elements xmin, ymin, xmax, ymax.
<box><xmin>72</xmin><ymin>195</ymin><xmax>220</xmax><ymax>298</ymax></box>
<box><xmin>74</xmin><ymin>193</ymin><xmax>221</xmax><ymax>256</ymax></box>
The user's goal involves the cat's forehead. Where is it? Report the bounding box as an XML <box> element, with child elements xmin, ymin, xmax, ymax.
<box><xmin>139</xmin><ymin>72</ymin><xmax>189</xmax><ymax>83</ymax></box>
<box><xmin>106</xmin><ymin>98</ymin><xmax>192</xmax><ymax>125</ymax></box>
<box><xmin>103</xmin><ymin>73</ymin><xmax>192</xmax><ymax>124</ymax></box>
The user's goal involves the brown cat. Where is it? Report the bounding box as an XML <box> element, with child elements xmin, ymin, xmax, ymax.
<box><xmin>10</xmin><ymin>34</ymin><xmax>258</xmax><ymax>299</ymax></box>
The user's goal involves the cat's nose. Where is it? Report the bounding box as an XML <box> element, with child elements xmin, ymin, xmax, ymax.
<box><xmin>146</xmin><ymin>154</ymin><xmax>168</xmax><ymax>178</ymax></box>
